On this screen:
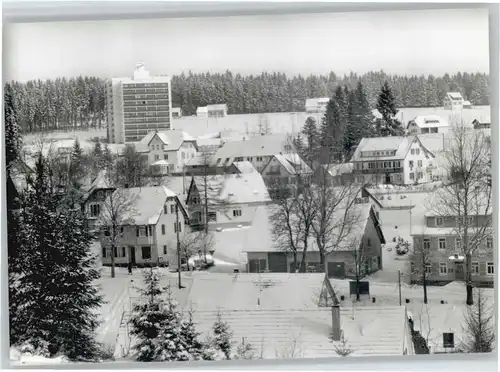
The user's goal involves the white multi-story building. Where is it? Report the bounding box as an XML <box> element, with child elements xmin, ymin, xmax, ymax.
<box><xmin>443</xmin><ymin>92</ymin><xmax>465</xmax><ymax>110</ymax></box>
<box><xmin>106</xmin><ymin>63</ymin><xmax>173</xmax><ymax>144</ymax></box>
<box><xmin>351</xmin><ymin>136</ymin><xmax>437</xmax><ymax>185</ymax></box>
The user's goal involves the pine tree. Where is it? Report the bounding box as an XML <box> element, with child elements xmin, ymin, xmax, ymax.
<box><xmin>462</xmin><ymin>290</ymin><xmax>495</xmax><ymax>353</ymax></box>
<box><xmin>293</xmin><ymin>134</ymin><xmax>305</xmax><ymax>157</ymax></box>
<box><xmin>9</xmin><ymin>153</ymin><xmax>103</xmax><ymax>360</ymax></box>
<box><xmin>4</xmin><ymin>82</ymin><xmax>22</xmax><ymax>172</ymax></box>
<box><xmin>69</xmin><ymin>138</ymin><xmax>86</xmax><ymax>188</ymax></box>
<box><xmin>320</xmin><ymin>97</ymin><xmax>343</xmax><ymax>163</ymax></box>
<box><xmin>234</xmin><ymin>338</ymin><xmax>257</xmax><ymax>360</ymax></box>
<box><xmin>375</xmin><ymin>81</ymin><xmax>404</xmax><ymax>137</ymax></box>
<box><xmin>301</xmin><ymin>117</ymin><xmax>320</xmax><ymax>166</ymax></box>
<box><xmin>179</xmin><ymin>310</ymin><xmax>216</xmax><ymax>361</ymax></box>
<box><xmin>211</xmin><ymin>311</ymin><xmax>233</xmax><ymax>360</ymax></box>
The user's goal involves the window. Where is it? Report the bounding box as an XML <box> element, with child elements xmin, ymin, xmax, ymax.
<box><xmin>138</xmin><ymin>226</ymin><xmax>147</xmax><ymax>237</ymax></box>
<box><xmin>472</xmin><ymin>262</ymin><xmax>479</xmax><ymax>274</ymax></box>
<box><xmin>114</xmin><ymin>247</ymin><xmax>118</xmax><ymax>257</ymax></box>
<box><xmin>425</xmin><ymin>264</ymin><xmax>432</xmax><ymax>274</ymax></box>
<box><xmin>174</xmin><ymin>222</ymin><xmax>182</xmax><ymax>233</ymax></box>
<box><xmin>438</xmin><ymin>238</ymin><xmax>446</xmax><ymax>250</ymax></box>
<box><xmin>104</xmin><ymin>227</ymin><xmax>111</xmax><ymax>237</ymax></box>
<box><xmin>102</xmin><ymin>247</ymin><xmax>107</xmax><ymax>258</ymax></box>
<box><xmin>486</xmin><ymin>237</ymin><xmax>493</xmax><ymax>249</ymax></box>
<box><xmin>455</xmin><ymin>238</ymin><xmax>462</xmax><ymax>250</ymax></box>
<box><xmin>409</xmin><ymin>172</ymin><xmax>415</xmax><ymax>180</ymax></box>
<box><xmin>164</xmin><ymin>205</ymin><xmax>168</xmax><ymax>214</ymax></box>
<box><xmin>141</xmin><ymin>246</ymin><xmax>151</xmax><ymax>259</ymax></box>
<box><xmin>161</xmin><ymin>224</ymin><xmax>166</xmax><ymax>235</ymax></box>
<box><xmin>207</xmin><ymin>212</ymin><xmax>217</xmax><ymax>222</ymax></box>
<box><xmin>155</xmin><ymin>154</ymin><xmax>160</xmax><ymax>161</ymax></box>
<box><xmin>170</xmin><ymin>205</ymin><xmax>176</xmax><ymax>214</ymax></box>
<box><xmin>417</xmin><ymin>172</ymin><xmax>423</xmax><ymax>179</ymax></box>
<box><xmin>487</xmin><ymin>262</ymin><xmax>494</xmax><ymax>275</ymax></box>
<box><xmin>256</xmin><ymin>157</ymin><xmax>263</xmax><ymax>162</ymax></box>
<box><xmin>409</xmin><ymin>160</ymin><xmax>414</xmax><ymax>168</ymax></box>
<box><xmin>182</xmin><ymin>152</ymin><xmax>186</xmax><ymax>159</ymax></box>
<box><xmin>411</xmin><ymin>149</ymin><xmax>415</xmax><ymax>155</ymax></box>
<box><xmin>417</xmin><ymin>160</ymin><xmax>423</xmax><ymax>167</ymax></box>
<box><xmin>415</xmin><ymin>148</ymin><xmax>420</xmax><ymax>155</ymax></box>
<box><xmin>233</xmin><ymin>209</ymin><xmax>242</xmax><ymax>217</ymax></box>
<box><xmin>367</xmin><ymin>238</ymin><xmax>372</xmax><ymax>247</ymax></box>
<box><xmin>90</xmin><ymin>204</ymin><xmax>100</xmax><ymax>217</ymax></box>
<box><xmin>247</xmin><ymin>157</ymin><xmax>253</xmax><ymax>161</ymax></box>
<box><xmin>423</xmin><ymin>239</ymin><xmax>430</xmax><ymax>250</ymax></box>
<box><xmin>435</xmin><ymin>217</ymin><xmax>443</xmax><ymax>227</ymax></box>
<box><xmin>164</xmin><ymin>154</ymin><xmax>168</xmax><ymax>160</ymax></box>
<box><xmin>163</xmin><ymin>245</ymin><xmax>167</xmax><ymax>254</ymax></box>
<box><xmin>439</xmin><ymin>262</ymin><xmax>448</xmax><ymax>275</ymax></box>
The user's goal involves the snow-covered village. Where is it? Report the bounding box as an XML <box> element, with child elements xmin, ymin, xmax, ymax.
<box><xmin>4</xmin><ymin>6</ymin><xmax>495</xmax><ymax>367</ymax></box>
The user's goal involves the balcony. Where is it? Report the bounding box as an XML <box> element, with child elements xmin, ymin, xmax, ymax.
<box><xmin>353</xmin><ymin>167</ymin><xmax>403</xmax><ymax>174</ymax></box>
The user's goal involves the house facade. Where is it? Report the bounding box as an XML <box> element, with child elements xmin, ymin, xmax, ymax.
<box><xmin>407</xmin><ymin>116</ymin><xmax>450</xmax><ymax>135</ymax></box>
<box><xmin>351</xmin><ymin>136</ymin><xmax>437</xmax><ymax>186</ymax></box>
<box><xmin>443</xmin><ymin>92</ymin><xmax>465</xmax><ymax>110</ymax></box>
<box><xmin>410</xmin><ymin>213</ymin><xmax>494</xmax><ymax>287</ymax></box>
<box><xmin>207</xmin><ymin>104</ymin><xmax>228</xmax><ymax>118</ymax></box>
<box><xmin>99</xmin><ymin>186</ymin><xmax>189</xmax><ymax>268</ymax></box>
<box><xmin>261</xmin><ymin>153</ymin><xmax>313</xmax><ymax>198</ymax></box>
<box><xmin>245</xmin><ymin>203</ymin><xmax>385</xmax><ymax>278</ymax></box>
<box><xmin>136</xmin><ymin>130</ymin><xmax>198</xmax><ymax>173</ymax></box>
<box><xmin>185</xmin><ymin>171</ymin><xmax>271</xmax><ymax>231</ymax></box>
<box><xmin>305</xmin><ymin>97</ymin><xmax>330</xmax><ymax>113</ymax></box>
<box><xmin>196</xmin><ymin>106</ymin><xmax>208</xmax><ymax>117</ymax></box>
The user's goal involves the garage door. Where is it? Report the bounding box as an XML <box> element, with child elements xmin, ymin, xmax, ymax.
<box><xmin>327</xmin><ymin>262</ymin><xmax>346</xmax><ymax>279</ymax></box>
<box><xmin>267</xmin><ymin>252</ymin><xmax>288</xmax><ymax>273</ymax></box>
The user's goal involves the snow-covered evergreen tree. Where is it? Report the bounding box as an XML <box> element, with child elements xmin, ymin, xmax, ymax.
<box><xmin>234</xmin><ymin>338</ymin><xmax>257</xmax><ymax>360</ymax></box>
<box><xmin>211</xmin><ymin>312</ymin><xmax>234</xmax><ymax>360</ymax></box>
<box><xmin>9</xmin><ymin>153</ymin><xmax>103</xmax><ymax>361</ymax></box>
<box><xmin>4</xmin><ymin>82</ymin><xmax>22</xmax><ymax>172</ymax></box>
<box><xmin>301</xmin><ymin>116</ymin><xmax>320</xmax><ymax>167</ymax></box>
<box><xmin>375</xmin><ymin>81</ymin><xmax>404</xmax><ymax>137</ymax></box>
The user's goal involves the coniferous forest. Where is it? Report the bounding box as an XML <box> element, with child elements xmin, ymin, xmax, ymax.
<box><xmin>5</xmin><ymin>70</ymin><xmax>490</xmax><ymax>134</ymax></box>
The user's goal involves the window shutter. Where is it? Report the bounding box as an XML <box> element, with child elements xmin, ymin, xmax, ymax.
<box><xmin>479</xmin><ymin>262</ymin><xmax>487</xmax><ymax>276</ymax></box>
<box><xmin>136</xmin><ymin>227</ymin><xmax>139</xmax><ymax>237</ymax></box>
<box><xmin>145</xmin><ymin>226</ymin><xmax>149</xmax><ymax>237</ymax></box>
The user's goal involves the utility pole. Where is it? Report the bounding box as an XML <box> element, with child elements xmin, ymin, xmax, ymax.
<box><xmin>175</xmin><ymin>201</ymin><xmax>182</xmax><ymax>289</ymax></box>
<box><xmin>398</xmin><ymin>270</ymin><xmax>402</xmax><ymax>306</ymax></box>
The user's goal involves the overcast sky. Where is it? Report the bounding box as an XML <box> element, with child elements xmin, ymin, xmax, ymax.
<box><xmin>4</xmin><ymin>8</ymin><xmax>489</xmax><ymax>82</ymax></box>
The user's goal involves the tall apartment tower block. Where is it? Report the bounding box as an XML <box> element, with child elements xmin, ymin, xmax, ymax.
<box><xmin>106</xmin><ymin>63</ymin><xmax>173</xmax><ymax>144</ymax></box>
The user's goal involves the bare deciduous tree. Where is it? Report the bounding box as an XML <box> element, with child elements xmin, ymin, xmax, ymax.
<box><xmin>410</xmin><ymin>235</ymin><xmax>431</xmax><ymax>304</ymax></box>
<box><xmin>426</xmin><ymin>119</ymin><xmax>492</xmax><ymax>305</ymax></box>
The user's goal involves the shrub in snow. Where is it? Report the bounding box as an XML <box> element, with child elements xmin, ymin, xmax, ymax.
<box><xmin>9</xmin><ymin>154</ymin><xmax>104</xmax><ymax>362</ymax></box>
<box><xmin>334</xmin><ymin>333</ymin><xmax>354</xmax><ymax>357</ymax></box>
<box><xmin>233</xmin><ymin>338</ymin><xmax>257</xmax><ymax>360</ymax></box>
<box><xmin>461</xmin><ymin>289</ymin><xmax>495</xmax><ymax>353</ymax></box>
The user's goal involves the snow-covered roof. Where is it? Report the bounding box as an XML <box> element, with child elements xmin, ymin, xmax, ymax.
<box><xmin>409</xmin><ymin>115</ymin><xmax>449</xmax><ymax>129</ymax></box>
<box><xmin>104</xmin><ymin>186</ymin><xmax>180</xmax><ymax>226</ymax></box>
<box><xmin>269</xmin><ymin>153</ymin><xmax>313</xmax><ymax>175</ymax></box>
<box><xmin>446</xmin><ymin>92</ymin><xmax>464</xmax><ymax>101</ymax></box>
<box><xmin>138</xmin><ymin>130</ymin><xmax>197</xmax><ymax>151</ymax></box>
<box><xmin>153</xmin><ymin>159</ymin><xmax>169</xmax><ymax>166</ymax></box>
<box><xmin>190</xmin><ymin>306</ymin><xmax>410</xmax><ymax>359</ymax></box>
<box><xmin>351</xmin><ymin>136</ymin><xmax>414</xmax><ymax>161</ymax></box>
<box><xmin>323</xmin><ymin>162</ymin><xmax>354</xmax><ymax>177</ymax></box>
<box><xmin>191</xmin><ymin>171</ymin><xmax>271</xmax><ymax>205</ymax></box>
<box><xmin>305</xmin><ymin>97</ymin><xmax>330</xmax><ymax>108</ymax></box>
<box><xmin>417</xmin><ymin>133</ymin><xmax>445</xmax><ymax>153</ymax></box>
<box><xmin>197</xmin><ymin>106</ymin><xmax>208</xmax><ymax>114</ymax></box>
<box><xmin>185</xmin><ymin>272</ymin><xmax>327</xmax><ymax>311</ymax></box>
<box><xmin>213</xmin><ymin>133</ymin><xmax>293</xmax><ymax>162</ymax></box>
<box><xmin>463</xmin><ymin>100</ymin><xmax>472</xmax><ymax>106</ymax></box>
<box><xmin>232</xmin><ymin>161</ymin><xmax>258</xmax><ymax>174</ymax></box>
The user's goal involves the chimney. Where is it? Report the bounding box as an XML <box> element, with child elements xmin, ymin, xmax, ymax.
<box><xmin>331</xmin><ymin>304</ymin><xmax>341</xmax><ymax>341</ymax></box>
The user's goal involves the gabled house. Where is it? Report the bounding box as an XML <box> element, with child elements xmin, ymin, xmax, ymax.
<box><xmin>314</xmin><ymin>163</ymin><xmax>355</xmax><ymax>187</ymax></box>
<box><xmin>184</xmin><ymin>272</ymin><xmax>414</xmax><ymax>358</ymax></box>
<box><xmin>305</xmin><ymin>97</ymin><xmax>330</xmax><ymax>113</ymax></box>
<box><xmin>136</xmin><ymin>130</ymin><xmax>198</xmax><ymax>173</ymax></box>
<box><xmin>463</xmin><ymin>100</ymin><xmax>473</xmax><ymax>109</ymax></box>
<box><xmin>184</xmin><ymin>153</ymin><xmax>240</xmax><ymax>176</ymax></box>
<box><xmin>196</xmin><ymin>106</ymin><xmax>208</xmax><ymax>117</ymax></box>
<box><xmin>410</xmin><ymin>193</ymin><xmax>493</xmax><ymax>287</ymax></box>
<box><xmin>99</xmin><ymin>186</ymin><xmax>189</xmax><ymax>268</ymax></box>
<box><xmin>207</xmin><ymin>104</ymin><xmax>228</xmax><ymax>118</ymax></box>
<box><xmin>243</xmin><ymin>201</ymin><xmax>385</xmax><ymax>277</ymax></box>
<box><xmin>350</xmin><ymin>136</ymin><xmax>436</xmax><ymax>185</ymax></box>
<box><xmin>212</xmin><ymin>133</ymin><xmax>296</xmax><ymax>173</ymax></box>
<box><xmin>261</xmin><ymin>153</ymin><xmax>313</xmax><ymax>197</ymax></box>
<box><xmin>443</xmin><ymin>92</ymin><xmax>465</xmax><ymax>110</ymax></box>
<box><xmin>472</xmin><ymin>118</ymin><xmax>491</xmax><ymax>130</ymax></box>
<box><xmin>82</xmin><ymin>170</ymin><xmax>116</xmax><ymax>232</ymax></box>
<box><xmin>185</xmin><ymin>171</ymin><xmax>271</xmax><ymax>231</ymax></box>
<box><xmin>407</xmin><ymin>116</ymin><xmax>449</xmax><ymax>135</ymax></box>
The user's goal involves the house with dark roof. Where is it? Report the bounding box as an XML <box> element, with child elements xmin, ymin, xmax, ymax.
<box><xmin>134</xmin><ymin>130</ymin><xmax>198</xmax><ymax>174</ymax></box>
<box><xmin>350</xmin><ymin>136</ymin><xmax>437</xmax><ymax>185</ymax></box>
<box><xmin>443</xmin><ymin>92</ymin><xmax>465</xmax><ymax>110</ymax></box>
<box><xmin>98</xmin><ymin>185</ymin><xmax>189</xmax><ymax>268</ymax></box>
<box><xmin>184</xmin><ymin>272</ymin><xmax>414</xmax><ymax>358</ymax></box>
<box><xmin>186</xmin><ymin>171</ymin><xmax>271</xmax><ymax>231</ymax></box>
